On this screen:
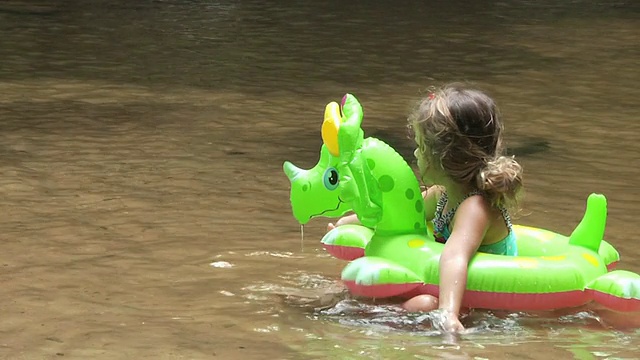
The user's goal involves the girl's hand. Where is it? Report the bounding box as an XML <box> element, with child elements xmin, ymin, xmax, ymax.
<box><xmin>442</xmin><ymin>313</ymin><xmax>465</xmax><ymax>333</ymax></box>
<box><xmin>431</xmin><ymin>309</ymin><xmax>465</xmax><ymax>333</ymax></box>
<box><xmin>327</xmin><ymin>214</ymin><xmax>360</xmax><ymax>233</ymax></box>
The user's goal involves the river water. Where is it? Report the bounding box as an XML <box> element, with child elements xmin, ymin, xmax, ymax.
<box><xmin>0</xmin><ymin>0</ymin><xmax>638</xmax><ymax>359</ymax></box>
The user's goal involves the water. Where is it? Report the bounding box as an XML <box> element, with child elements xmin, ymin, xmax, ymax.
<box><xmin>0</xmin><ymin>0</ymin><xmax>638</xmax><ymax>359</ymax></box>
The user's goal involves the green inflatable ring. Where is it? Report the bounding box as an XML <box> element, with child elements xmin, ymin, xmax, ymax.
<box><xmin>283</xmin><ymin>94</ymin><xmax>640</xmax><ymax>313</ymax></box>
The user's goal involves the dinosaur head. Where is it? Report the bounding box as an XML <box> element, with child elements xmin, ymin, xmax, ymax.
<box><xmin>283</xmin><ymin>145</ymin><xmax>350</xmax><ymax>224</ymax></box>
<box><xmin>283</xmin><ymin>94</ymin><xmax>364</xmax><ymax>224</ymax></box>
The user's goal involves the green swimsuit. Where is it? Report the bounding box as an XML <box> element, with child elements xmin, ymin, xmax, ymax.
<box><xmin>432</xmin><ymin>191</ymin><xmax>518</xmax><ymax>256</ymax></box>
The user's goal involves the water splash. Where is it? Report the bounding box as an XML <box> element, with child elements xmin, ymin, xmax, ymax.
<box><xmin>244</xmin><ymin>251</ymin><xmax>300</xmax><ymax>258</ymax></box>
<box><xmin>209</xmin><ymin>261</ymin><xmax>234</xmax><ymax>268</ymax></box>
<box><xmin>316</xmin><ymin>301</ymin><xmax>544</xmax><ymax>341</ymax></box>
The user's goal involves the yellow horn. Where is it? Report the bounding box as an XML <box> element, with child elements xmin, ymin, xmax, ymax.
<box><xmin>322</xmin><ymin>102</ymin><xmax>341</xmax><ymax>157</ymax></box>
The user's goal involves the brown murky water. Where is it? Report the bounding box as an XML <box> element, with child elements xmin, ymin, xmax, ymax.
<box><xmin>1</xmin><ymin>1</ymin><xmax>638</xmax><ymax>359</ymax></box>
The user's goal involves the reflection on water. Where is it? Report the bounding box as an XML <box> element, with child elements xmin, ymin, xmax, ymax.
<box><xmin>1</xmin><ymin>0</ymin><xmax>639</xmax><ymax>359</ymax></box>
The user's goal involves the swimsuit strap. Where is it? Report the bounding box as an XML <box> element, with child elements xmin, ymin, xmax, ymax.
<box><xmin>500</xmin><ymin>206</ymin><xmax>513</xmax><ymax>231</ymax></box>
<box><xmin>433</xmin><ymin>192</ymin><xmax>448</xmax><ymax>221</ymax></box>
<box><xmin>433</xmin><ymin>190</ymin><xmax>483</xmax><ymax>233</ymax></box>
<box><xmin>433</xmin><ymin>190</ymin><xmax>515</xmax><ymax>250</ymax></box>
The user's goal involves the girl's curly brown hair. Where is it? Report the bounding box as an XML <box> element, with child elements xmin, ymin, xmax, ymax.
<box><xmin>408</xmin><ymin>83</ymin><xmax>523</xmax><ymax>209</ymax></box>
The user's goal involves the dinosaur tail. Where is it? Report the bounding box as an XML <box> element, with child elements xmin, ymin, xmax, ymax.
<box><xmin>568</xmin><ymin>193</ymin><xmax>607</xmax><ymax>252</ymax></box>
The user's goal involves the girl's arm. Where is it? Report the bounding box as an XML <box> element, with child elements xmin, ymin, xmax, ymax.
<box><xmin>437</xmin><ymin>195</ymin><xmax>491</xmax><ymax>332</ymax></box>
<box><xmin>327</xmin><ymin>213</ymin><xmax>360</xmax><ymax>231</ymax></box>
<box><xmin>335</xmin><ymin>213</ymin><xmax>360</xmax><ymax>226</ymax></box>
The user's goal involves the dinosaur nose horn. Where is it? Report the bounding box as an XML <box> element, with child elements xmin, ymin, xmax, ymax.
<box><xmin>283</xmin><ymin>161</ymin><xmax>305</xmax><ymax>182</ymax></box>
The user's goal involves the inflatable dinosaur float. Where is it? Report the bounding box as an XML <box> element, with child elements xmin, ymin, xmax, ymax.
<box><xmin>283</xmin><ymin>94</ymin><xmax>640</xmax><ymax>313</ymax></box>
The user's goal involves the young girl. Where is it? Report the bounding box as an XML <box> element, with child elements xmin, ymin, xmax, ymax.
<box><xmin>328</xmin><ymin>83</ymin><xmax>523</xmax><ymax>332</ymax></box>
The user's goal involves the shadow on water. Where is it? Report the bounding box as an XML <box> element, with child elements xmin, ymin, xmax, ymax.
<box><xmin>370</xmin><ymin>128</ymin><xmax>551</xmax><ymax>165</ymax></box>
<box><xmin>0</xmin><ymin>2</ymin><xmax>60</xmax><ymax>16</ymax></box>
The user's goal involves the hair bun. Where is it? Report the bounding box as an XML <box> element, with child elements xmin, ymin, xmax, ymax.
<box><xmin>477</xmin><ymin>156</ymin><xmax>523</xmax><ymax>202</ymax></box>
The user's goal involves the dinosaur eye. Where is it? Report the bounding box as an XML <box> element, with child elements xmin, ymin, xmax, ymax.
<box><xmin>323</xmin><ymin>167</ymin><xmax>339</xmax><ymax>190</ymax></box>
